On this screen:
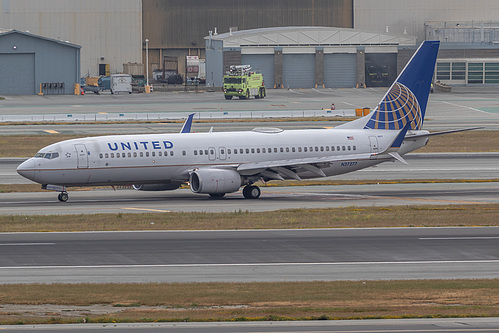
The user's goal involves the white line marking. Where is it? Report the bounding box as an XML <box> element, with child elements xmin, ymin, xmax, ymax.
<box><xmin>3</xmin><ymin>260</ymin><xmax>499</xmax><ymax>270</ymax></box>
<box><xmin>419</xmin><ymin>237</ymin><xmax>499</xmax><ymax>240</ymax></box>
<box><xmin>0</xmin><ymin>243</ymin><xmax>56</xmax><ymax>246</ymax></box>
<box><xmin>441</xmin><ymin>101</ymin><xmax>491</xmax><ymax>114</ymax></box>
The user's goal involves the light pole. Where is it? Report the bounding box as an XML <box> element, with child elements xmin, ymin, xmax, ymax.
<box><xmin>145</xmin><ymin>39</ymin><xmax>150</xmax><ymax>89</ymax></box>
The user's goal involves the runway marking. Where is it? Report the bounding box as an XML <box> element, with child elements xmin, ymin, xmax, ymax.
<box><xmin>3</xmin><ymin>259</ymin><xmax>499</xmax><ymax>270</ymax></box>
<box><xmin>420</xmin><ymin>237</ymin><xmax>499</xmax><ymax>240</ymax></box>
<box><xmin>0</xmin><ymin>243</ymin><xmax>55</xmax><ymax>246</ymax></box>
<box><xmin>122</xmin><ymin>207</ymin><xmax>172</xmax><ymax>213</ymax></box>
<box><xmin>43</xmin><ymin>130</ymin><xmax>59</xmax><ymax>134</ymax></box>
<box><xmin>441</xmin><ymin>101</ymin><xmax>491</xmax><ymax>115</ymax></box>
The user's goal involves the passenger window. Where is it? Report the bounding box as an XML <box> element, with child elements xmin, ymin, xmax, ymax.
<box><xmin>146</xmin><ymin>152</ymin><xmax>149</xmax><ymax>157</ymax></box>
<box><xmin>280</xmin><ymin>147</ymin><xmax>284</xmax><ymax>153</ymax></box>
<box><xmin>286</xmin><ymin>147</ymin><xmax>289</xmax><ymax>152</ymax></box>
<box><xmin>234</xmin><ymin>149</ymin><xmax>237</xmax><ymax>154</ymax></box>
<box><xmin>353</xmin><ymin>146</ymin><xmax>356</xmax><ymax>151</ymax></box>
<box><xmin>326</xmin><ymin>146</ymin><xmax>329</xmax><ymax>151</ymax></box>
<box><xmin>140</xmin><ymin>152</ymin><xmax>143</xmax><ymax>157</ymax></box>
<box><xmin>128</xmin><ymin>153</ymin><xmax>131</xmax><ymax>157</ymax></box>
<box><xmin>257</xmin><ymin>148</ymin><xmax>260</xmax><ymax>153</ymax></box>
<box><xmin>304</xmin><ymin>147</ymin><xmax>308</xmax><ymax>152</ymax></box>
<box><xmin>122</xmin><ymin>153</ymin><xmax>126</xmax><ymax>158</ymax></box>
<box><xmin>134</xmin><ymin>152</ymin><xmax>137</xmax><ymax>157</ymax></box>
<box><xmin>159</xmin><ymin>151</ymin><xmax>162</xmax><ymax>156</ymax></box>
<box><xmin>99</xmin><ymin>153</ymin><xmax>103</xmax><ymax>158</ymax></box>
<box><xmin>183</xmin><ymin>150</ymin><xmax>186</xmax><ymax>156</ymax></box>
<box><xmin>111</xmin><ymin>153</ymin><xmax>115</xmax><ymax>158</ymax></box>
<box><xmin>105</xmin><ymin>153</ymin><xmax>109</xmax><ymax>158</ymax></box>
<box><xmin>152</xmin><ymin>152</ymin><xmax>156</xmax><ymax>157</ymax></box>
<box><xmin>331</xmin><ymin>146</ymin><xmax>335</xmax><ymax>151</ymax></box>
<box><xmin>221</xmin><ymin>149</ymin><xmax>225</xmax><ymax>154</ymax></box>
<box><xmin>246</xmin><ymin>148</ymin><xmax>249</xmax><ymax>154</ymax></box>
<box><xmin>262</xmin><ymin>148</ymin><xmax>266</xmax><ymax>153</ymax></box>
<box><xmin>348</xmin><ymin>146</ymin><xmax>351</xmax><ymax>151</ymax></box>
<box><xmin>315</xmin><ymin>147</ymin><xmax>318</xmax><ymax>152</ymax></box>
<box><xmin>310</xmin><ymin>147</ymin><xmax>313</xmax><ymax>151</ymax></box>
<box><xmin>298</xmin><ymin>147</ymin><xmax>302</xmax><ymax>152</ymax></box>
<box><xmin>227</xmin><ymin>149</ymin><xmax>231</xmax><ymax>154</ymax></box>
<box><xmin>320</xmin><ymin>146</ymin><xmax>324</xmax><ymax>152</ymax></box>
<box><xmin>337</xmin><ymin>146</ymin><xmax>340</xmax><ymax>151</ymax></box>
<box><xmin>205</xmin><ymin>150</ymin><xmax>209</xmax><ymax>155</ymax></box>
<box><xmin>240</xmin><ymin>149</ymin><xmax>244</xmax><ymax>154</ymax></box>
<box><xmin>342</xmin><ymin>146</ymin><xmax>346</xmax><ymax>151</ymax></box>
<box><xmin>194</xmin><ymin>150</ymin><xmax>198</xmax><ymax>155</ymax></box>
<box><xmin>291</xmin><ymin>147</ymin><xmax>295</xmax><ymax>152</ymax></box>
<box><xmin>251</xmin><ymin>148</ymin><xmax>255</xmax><ymax>153</ymax></box>
<box><xmin>170</xmin><ymin>151</ymin><xmax>174</xmax><ymax>156</ymax></box>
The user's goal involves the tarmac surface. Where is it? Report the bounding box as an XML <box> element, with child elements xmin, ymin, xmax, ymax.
<box><xmin>2</xmin><ymin>318</ymin><xmax>499</xmax><ymax>332</ymax></box>
<box><xmin>1</xmin><ymin>227</ymin><xmax>498</xmax><ymax>284</ymax></box>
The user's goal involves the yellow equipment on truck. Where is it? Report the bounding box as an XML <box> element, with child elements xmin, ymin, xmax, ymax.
<box><xmin>223</xmin><ymin>65</ymin><xmax>266</xmax><ymax>100</ymax></box>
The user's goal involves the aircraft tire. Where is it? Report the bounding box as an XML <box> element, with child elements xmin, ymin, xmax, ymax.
<box><xmin>58</xmin><ymin>192</ymin><xmax>69</xmax><ymax>202</ymax></box>
<box><xmin>243</xmin><ymin>185</ymin><xmax>261</xmax><ymax>199</ymax></box>
<box><xmin>209</xmin><ymin>193</ymin><xmax>225</xmax><ymax>198</ymax></box>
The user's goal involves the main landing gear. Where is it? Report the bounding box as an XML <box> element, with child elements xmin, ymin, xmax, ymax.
<box><xmin>243</xmin><ymin>185</ymin><xmax>261</xmax><ymax>199</ymax></box>
<box><xmin>57</xmin><ymin>192</ymin><xmax>69</xmax><ymax>202</ymax></box>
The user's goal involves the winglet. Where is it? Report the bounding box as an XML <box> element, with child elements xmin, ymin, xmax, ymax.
<box><xmin>180</xmin><ymin>113</ymin><xmax>195</xmax><ymax>133</ymax></box>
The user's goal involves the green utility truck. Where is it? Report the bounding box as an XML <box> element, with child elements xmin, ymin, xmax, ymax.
<box><xmin>223</xmin><ymin>65</ymin><xmax>266</xmax><ymax>100</ymax></box>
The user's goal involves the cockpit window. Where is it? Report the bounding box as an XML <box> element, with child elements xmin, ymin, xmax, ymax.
<box><xmin>35</xmin><ymin>152</ymin><xmax>60</xmax><ymax>159</ymax></box>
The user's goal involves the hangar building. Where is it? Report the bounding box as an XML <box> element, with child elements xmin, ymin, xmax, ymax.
<box><xmin>205</xmin><ymin>26</ymin><xmax>416</xmax><ymax>88</ymax></box>
<box><xmin>0</xmin><ymin>29</ymin><xmax>80</xmax><ymax>95</ymax></box>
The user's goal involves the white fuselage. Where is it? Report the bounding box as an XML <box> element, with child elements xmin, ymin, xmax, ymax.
<box><xmin>17</xmin><ymin>127</ymin><xmax>428</xmax><ymax>188</ymax></box>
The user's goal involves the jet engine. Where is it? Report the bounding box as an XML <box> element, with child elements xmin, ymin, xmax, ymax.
<box><xmin>189</xmin><ymin>169</ymin><xmax>242</xmax><ymax>194</ymax></box>
<box><xmin>133</xmin><ymin>183</ymin><xmax>182</xmax><ymax>191</ymax></box>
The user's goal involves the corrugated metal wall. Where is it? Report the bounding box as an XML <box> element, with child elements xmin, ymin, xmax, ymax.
<box><xmin>0</xmin><ymin>0</ymin><xmax>142</xmax><ymax>76</ymax></box>
<box><xmin>143</xmin><ymin>0</ymin><xmax>353</xmax><ymax>49</ymax></box>
<box><xmin>324</xmin><ymin>53</ymin><xmax>356</xmax><ymax>88</ymax></box>
<box><xmin>283</xmin><ymin>54</ymin><xmax>315</xmax><ymax>88</ymax></box>
<box><xmin>241</xmin><ymin>54</ymin><xmax>275</xmax><ymax>88</ymax></box>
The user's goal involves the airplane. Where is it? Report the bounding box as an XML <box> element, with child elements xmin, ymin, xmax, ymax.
<box><xmin>16</xmin><ymin>40</ymin><xmax>476</xmax><ymax>202</ymax></box>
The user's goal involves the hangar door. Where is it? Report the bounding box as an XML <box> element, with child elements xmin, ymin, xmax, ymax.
<box><xmin>0</xmin><ymin>53</ymin><xmax>35</xmax><ymax>95</ymax></box>
<box><xmin>283</xmin><ymin>54</ymin><xmax>315</xmax><ymax>88</ymax></box>
<box><xmin>241</xmin><ymin>54</ymin><xmax>274</xmax><ymax>89</ymax></box>
<box><xmin>324</xmin><ymin>54</ymin><xmax>356</xmax><ymax>88</ymax></box>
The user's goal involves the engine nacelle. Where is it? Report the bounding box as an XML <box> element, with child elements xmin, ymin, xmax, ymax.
<box><xmin>189</xmin><ymin>169</ymin><xmax>242</xmax><ymax>194</ymax></box>
<box><xmin>133</xmin><ymin>183</ymin><xmax>181</xmax><ymax>191</ymax></box>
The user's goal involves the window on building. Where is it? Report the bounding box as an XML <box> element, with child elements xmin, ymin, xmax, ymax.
<box><xmin>468</xmin><ymin>63</ymin><xmax>484</xmax><ymax>84</ymax></box>
<box><xmin>485</xmin><ymin>63</ymin><xmax>499</xmax><ymax>83</ymax></box>
<box><xmin>437</xmin><ymin>62</ymin><xmax>450</xmax><ymax>80</ymax></box>
<box><xmin>452</xmin><ymin>62</ymin><xmax>466</xmax><ymax>80</ymax></box>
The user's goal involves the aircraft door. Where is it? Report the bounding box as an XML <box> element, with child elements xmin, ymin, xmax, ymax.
<box><xmin>74</xmin><ymin>144</ymin><xmax>89</xmax><ymax>169</ymax></box>
<box><xmin>208</xmin><ymin>147</ymin><xmax>216</xmax><ymax>161</ymax></box>
<box><xmin>219</xmin><ymin>147</ymin><xmax>226</xmax><ymax>160</ymax></box>
<box><xmin>369</xmin><ymin>136</ymin><xmax>379</xmax><ymax>159</ymax></box>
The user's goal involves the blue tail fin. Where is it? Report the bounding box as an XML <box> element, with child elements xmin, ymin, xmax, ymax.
<box><xmin>364</xmin><ymin>41</ymin><xmax>440</xmax><ymax>131</ymax></box>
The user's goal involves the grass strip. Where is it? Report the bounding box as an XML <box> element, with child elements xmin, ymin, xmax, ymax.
<box><xmin>0</xmin><ymin>279</ymin><xmax>498</xmax><ymax>324</ymax></box>
<box><xmin>0</xmin><ymin>204</ymin><xmax>497</xmax><ymax>232</ymax></box>
<box><xmin>0</xmin><ymin>130</ymin><xmax>497</xmax><ymax>158</ymax></box>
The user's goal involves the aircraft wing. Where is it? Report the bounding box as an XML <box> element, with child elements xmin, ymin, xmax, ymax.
<box><xmin>235</xmin><ymin>153</ymin><xmax>373</xmax><ymax>180</ymax></box>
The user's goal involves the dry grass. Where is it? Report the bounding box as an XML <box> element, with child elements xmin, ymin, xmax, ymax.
<box><xmin>0</xmin><ymin>204</ymin><xmax>497</xmax><ymax>232</ymax></box>
<box><xmin>0</xmin><ymin>130</ymin><xmax>497</xmax><ymax>158</ymax></box>
<box><xmin>0</xmin><ymin>279</ymin><xmax>498</xmax><ymax>324</ymax></box>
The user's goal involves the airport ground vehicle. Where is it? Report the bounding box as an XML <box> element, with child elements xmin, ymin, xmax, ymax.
<box><xmin>223</xmin><ymin>65</ymin><xmax>266</xmax><ymax>100</ymax></box>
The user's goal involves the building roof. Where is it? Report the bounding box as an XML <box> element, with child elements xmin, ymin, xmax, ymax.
<box><xmin>0</xmin><ymin>29</ymin><xmax>81</xmax><ymax>49</ymax></box>
<box><xmin>205</xmin><ymin>26</ymin><xmax>416</xmax><ymax>47</ymax></box>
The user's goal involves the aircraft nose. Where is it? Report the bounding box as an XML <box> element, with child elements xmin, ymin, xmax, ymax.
<box><xmin>17</xmin><ymin>158</ymin><xmax>36</xmax><ymax>181</ymax></box>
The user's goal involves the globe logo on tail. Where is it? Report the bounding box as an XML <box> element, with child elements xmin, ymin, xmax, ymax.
<box><xmin>365</xmin><ymin>82</ymin><xmax>423</xmax><ymax>131</ymax></box>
